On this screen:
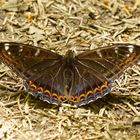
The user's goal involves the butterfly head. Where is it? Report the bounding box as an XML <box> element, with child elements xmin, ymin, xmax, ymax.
<box><xmin>64</xmin><ymin>50</ymin><xmax>77</xmax><ymax>64</ymax></box>
<box><xmin>65</xmin><ymin>50</ymin><xmax>76</xmax><ymax>58</ymax></box>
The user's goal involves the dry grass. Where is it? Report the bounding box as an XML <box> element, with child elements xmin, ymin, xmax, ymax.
<box><xmin>0</xmin><ymin>0</ymin><xmax>140</xmax><ymax>140</ymax></box>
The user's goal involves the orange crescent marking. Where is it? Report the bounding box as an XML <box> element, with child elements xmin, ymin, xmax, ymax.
<box><xmin>44</xmin><ymin>89</ymin><xmax>51</xmax><ymax>96</ymax></box>
<box><xmin>100</xmin><ymin>81</ymin><xmax>108</xmax><ymax>90</ymax></box>
<box><xmin>93</xmin><ymin>87</ymin><xmax>100</xmax><ymax>93</ymax></box>
<box><xmin>70</xmin><ymin>96</ymin><xmax>78</xmax><ymax>102</ymax></box>
<box><xmin>60</xmin><ymin>96</ymin><xmax>67</xmax><ymax>102</ymax></box>
<box><xmin>52</xmin><ymin>93</ymin><xmax>59</xmax><ymax>99</ymax></box>
<box><xmin>28</xmin><ymin>81</ymin><xmax>37</xmax><ymax>90</ymax></box>
<box><xmin>30</xmin><ymin>84</ymin><xmax>37</xmax><ymax>89</ymax></box>
<box><xmin>37</xmin><ymin>87</ymin><xmax>44</xmax><ymax>92</ymax></box>
<box><xmin>28</xmin><ymin>80</ymin><xmax>52</xmax><ymax>97</ymax></box>
<box><xmin>87</xmin><ymin>90</ymin><xmax>93</xmax><ymax>96</ymax></box>
<box><xmin>79</xmin><ymin>93</ymin><xmax>86</xmax><ymax>100</ymax></box>
<box><xmin>28</xmin><ymin>80</ymin><xmax>37</xmax><ymax>90</ymax></box>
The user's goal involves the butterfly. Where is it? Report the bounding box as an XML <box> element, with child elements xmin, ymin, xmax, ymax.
<box><xmin>0</xmin><ymin>42</ymin><xmax>140</xmax><ymax>106</ymax></box>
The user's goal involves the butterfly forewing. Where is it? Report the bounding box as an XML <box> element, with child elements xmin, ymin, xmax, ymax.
<box><xmin>76</xmin><ymin>44</ymin><xmax>140</xmax><ymax>80</ymax></box>
<box><xmin>0</xmin><ymin>42</ymin><xmax>140</xmax><ymax>106</ymax></box>
<box><xmin>0</xmin><ymin>42</ymin><xmax>62</xmax><ymax>77</ymax></box>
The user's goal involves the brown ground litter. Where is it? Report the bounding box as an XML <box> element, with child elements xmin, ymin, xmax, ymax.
<box><xmin>0</xmin><ymin>0</ymin><xmax>140</xmax><ymax>140</ymax></box>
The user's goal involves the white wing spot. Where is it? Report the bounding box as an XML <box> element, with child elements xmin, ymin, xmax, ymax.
<box><xmin>4</xmin><ymin>43</ymin><xmax>10</xmax><ymax>51</ymax></box>
<box><xmin>114</xmin><ymin>47</ymin><xmax>118</xmax><ymax>54</ymax></box>
<box><xmin>35</xmin><ymin>49</ymin><xmax>40</xmax><ymax>56</ymax></box>
<box><xmin>97</xmin><ymin>50</ymin><xmax>102</xmax><ymax>58</ymax></box>
<box><xmin>126</xmin><ymin>54</ymin><xmax>130</xmax><ymax>57</ymax></box>
<box><xmin>127</xmin><ymin>45</ymin><xmax>134</xmax><ymax>53</ymax></box>
<box><xmin>7</xmin><ymin>51</ymin><xmax>11</xmax><ymax>55</ymax></box>
<box><xmin>19</xmin><ymin>46</ymin><xmax>23</xmax><ymax>52</ymax></box>
<box><xmin>137</xmin><ymin>60</ymin><xmax>140</xmax><ymax>65</ymax></box>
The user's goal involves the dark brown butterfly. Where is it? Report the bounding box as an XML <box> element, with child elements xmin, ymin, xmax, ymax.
<box><xmin>0</xmin><ymin>42</ymin><xmax>140</xmax><ymax>106</ymax></box>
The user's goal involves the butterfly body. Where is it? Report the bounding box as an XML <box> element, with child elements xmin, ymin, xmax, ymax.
<box><xmin>0</xmin><ymin>42</ymin><xmax>140</xmax><ymax>106</ymax></box>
